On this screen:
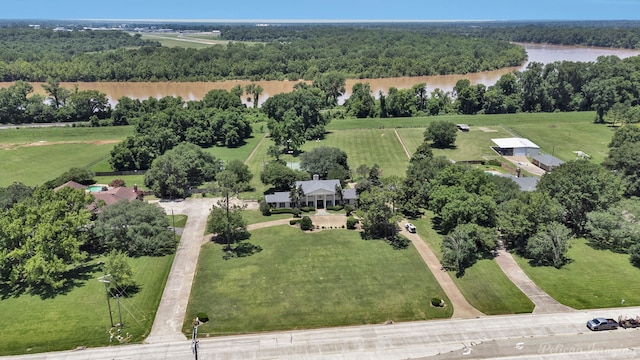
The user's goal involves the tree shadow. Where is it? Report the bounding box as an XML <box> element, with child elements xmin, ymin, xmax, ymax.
<box><xmin>110</xmin><ymin>283</ymin><xmax>142</xmax><ymax>298</ymax></box>
<box><xmin>222</xmin><ymin>240</ymin><xmax>263</xmax><ymax>260</ymax></box>
<box><xmin>0</xmin><ymin>262</ymin><xmax>102</xmax><ymax>300</ymax></box>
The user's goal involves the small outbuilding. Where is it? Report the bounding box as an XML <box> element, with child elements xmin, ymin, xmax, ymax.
<box><xmin>491</xmin><ymin>138</ymin><xmax>540</xmax><ymax>157</ymax></box>
<box><xmin>531</xmin><ymin>154</ymin><xmax>564</xmax><ymax>172</ymax></box>
<box><xmin>456</xmin><ymin>124</ymin><xmax>470</xmax><ymax>132</ymax></box>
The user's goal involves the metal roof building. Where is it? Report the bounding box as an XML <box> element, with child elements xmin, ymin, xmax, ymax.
<box><xmin>491</xmin><ymin>138</ymin><xmax>540</xmax><ymax>157</ymax></box>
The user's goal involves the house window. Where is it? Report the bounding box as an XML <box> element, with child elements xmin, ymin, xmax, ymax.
<box><xmin>308</xmin><ymin>201</ymin><xmax>314</xmax><ymax>207</ymax></box>
<box><xmin>279</xmin><ymin>202</ymin><xmax>285</xmax><ymax>208</ymax></box>
<box><xmin>326</xmin><ymin>200</ymin><xmax>333</xmax><ymax>207</ymax></box>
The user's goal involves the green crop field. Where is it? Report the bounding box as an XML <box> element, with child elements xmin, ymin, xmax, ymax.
<box><xmin>0</xmin><ymin>255</ymin><xmax>173</xmax><ymax>356</ymax></box>
<box><xmin>411</xmin><ymin>212</ymin><xmax>534</xmax><ymax>315</ymax></box>
<box><xmin>185</xmin><ymin>226</ymin><xmax>451</xmax><ymax>336</ymax></box>
<box><xmin>515</xmin><ymin>238</ymin><xmax>640</xmax><ymax>309</ymax></box>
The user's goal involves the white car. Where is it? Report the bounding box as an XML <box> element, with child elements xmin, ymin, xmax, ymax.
<box><xmin>405</xmin><ymin>223</ymin><xmax>416</xmax><ymax>233</ymax></box>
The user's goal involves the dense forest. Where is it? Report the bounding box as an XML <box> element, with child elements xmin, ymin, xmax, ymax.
<box><xmin>219</xmin><ymin>21</ymin><xmax>640</xmax><ymax>49</ymax></box>
<box><xmin>0</xmin><ymin>26</ymin><xmax>526</xmax><ymax>82</ymax></box>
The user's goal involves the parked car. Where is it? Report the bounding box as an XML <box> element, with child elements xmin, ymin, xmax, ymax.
<box><xmin>405</xmin><ymin>223</ymin><xmax>416</xmax><ymax>233</ymax></box>
<box><xmin>587</xmin><ymin>318</ymin><xmax>618</xmax><ymax>331</ymax></box>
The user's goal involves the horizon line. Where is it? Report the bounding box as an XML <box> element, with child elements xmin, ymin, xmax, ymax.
<box><xmin>1</xmin><ymin>18</ymin><xmax>625</xmax><ymax>23</ymax></box>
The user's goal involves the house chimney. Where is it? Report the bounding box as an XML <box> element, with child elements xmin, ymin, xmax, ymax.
<box><xmin>313</xmin><ymin>174</ymin><xmax>319</xmax><ymax>181</ymax></box>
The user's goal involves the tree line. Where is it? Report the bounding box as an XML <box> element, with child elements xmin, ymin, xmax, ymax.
<box><xmin>341</xmin><ymin>55</ymin><xmax>640</xmax><ymax>123</ymax></box>
<box><xmin>0</xmin><ymin>26</ymin><xmax>525</xmax><ymax>82</ymax></box>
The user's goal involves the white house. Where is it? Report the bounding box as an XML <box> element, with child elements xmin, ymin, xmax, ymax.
<box><xmin>491</xmin><ymin>138</ymin><xmax>540</xmax><ymax>157</ymax></box>
<box><xmin>265</xmin><ymin>176</ymin><xmax>358</xmax><ymax>209</ymax></box>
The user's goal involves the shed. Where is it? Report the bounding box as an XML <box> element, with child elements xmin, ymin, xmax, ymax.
<box><xmin>491</xmin><ymin>138</ymin><xmax>540</xmax><ymax>157</ymax></box>
<box><xmin>531</xmin><ymin>154</ymin><xmax>564</xmax><ymax>172</ymax></box>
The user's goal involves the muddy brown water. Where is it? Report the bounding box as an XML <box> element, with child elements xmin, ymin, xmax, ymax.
<box><xmin>4</xmin><ymin>43</ymin><xmax>639</xmax><ymax>106</ymax></box>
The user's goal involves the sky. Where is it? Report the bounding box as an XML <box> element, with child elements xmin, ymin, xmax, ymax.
<box><xmin>4</xmin><ymin>0</ymin><xmax>640</xmax><ymax>21</ymax></box>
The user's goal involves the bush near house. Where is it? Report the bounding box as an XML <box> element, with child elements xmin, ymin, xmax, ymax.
<box><xmin>300</xmin><ymin>216</ymin><xmax>314</xmax><ymax>231</ymax></box>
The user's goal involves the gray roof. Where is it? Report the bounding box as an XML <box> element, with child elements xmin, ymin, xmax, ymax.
<box><xmin>265</xmin><ymin>192</ymin><xmax>290</xmax><ymax>203</ymax></box>
<box><xmin>496</xmin><ymin>174</ymin><xmax>539</xmax><ymax>192</ymax></box>
<box><xmin>343</xmin><ymin>188</ymin><xmax>358</xmax><ymax>200</ymax></box>
<box><xmin>295</xmin><ymin>179</ymin><xmax>341</xmax><ymax>194</ymax></box>
<box><xmin>532</xmin><ymin>154</ymin><xmax>564</xmax><ymax>167</ymax></box>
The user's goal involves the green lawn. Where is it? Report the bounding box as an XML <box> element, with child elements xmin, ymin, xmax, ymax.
<box><xmin>243</xmin><ymin>209</ymin><xmax>293</xmax><ymax>225</ymax></box>
<box><xmin>397</xmin><ymin>126</ymin><xmax>514</xmax><ymax>162</ymax></box>
<box><xmin>0</xmin><ymin>255</ymin><xmax>173</xmax><ymax>356</ymax></box>
<box><xmin>411</xmin><ymin>212</ymin><xmax>534</xmax><ymax>315</ymax></box>
<box><xmin>0</xmin><ymin>143</ymin><xmax>118</xmax><ymax>187</ymax></box>
<box><xmin>515</xmin><ymin>238</ymin><xmax>640</xmax><ymax>309</ymax></box>
<box><xmin>185</xmin><ymin>226</ymin><xmax>452</xmax><ymax>335</ymax></box>
<box><xmin>0</xmin><ymin>126</ymin><xmax>133</xmax><ymax>144</ymax></box>
<box><xmin>505</xmin><ymin>120</ymin><xmax>615</xmax><ymax>164</ymax></box>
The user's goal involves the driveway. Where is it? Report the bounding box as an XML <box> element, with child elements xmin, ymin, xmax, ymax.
<box><xmin>145</xmin><ymin>197</ymin><xmax>218</xmax><ymax>343</ymax></box>
<box><xmin>400</xmin><ymin>221</ymin><xmax>485</xmax><ymax>319</ymax></box>
<box><xmin>494</xmin><ymin>249</ymin><xmax>575</xmax><ymax>314</ymax></box>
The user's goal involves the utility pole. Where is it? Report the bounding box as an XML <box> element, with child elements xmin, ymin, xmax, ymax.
<box><xmin>98</xmin><ymin>275</ymin><xmax>114</xmax><ymax>327</ymax></box>
<box><xmin>116</xmin><ymin>294</ymin><xmax>123</xmax><ymax>328</ymax></box>
<box><xmin>191</xmin><ymin>322</ymin><xmax>200</xmax><ymax>360</ymax></box>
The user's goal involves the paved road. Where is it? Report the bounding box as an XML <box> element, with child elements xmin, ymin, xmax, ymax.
<box><xmin>400</xmin><ymin>221</ymin><xmax>485</xmax><ymax>319</ymax></box>
<box><xmin>5</xmin><ymin>306</ymin><xmax>640</xmax><ymax>359</ymax></box>
<box><xmin>145</xmin><ymin>198</ymin><xmax>218</xmax><ymax>343</ymax></box>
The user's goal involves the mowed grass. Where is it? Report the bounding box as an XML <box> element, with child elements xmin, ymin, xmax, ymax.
<box><xmin>0</xmin><ymin>255</ymin><xmax>173</xmax><ymax>356</ymax></box>
<box><xmin>0</xmin><ymin>126</ymin><xmax>133</xmax><ymax>144</ymax></box>
<box><xmin>505</xmin><ymin>120</ymin><xmax>616</xmax><ymax>164</ymax></box>
<box><xmin>0</xmin><ymin>126</ymin><xmax>133</xmax><ymax>186</ymax></box>
<box><xmin>243</xmin><ymin>209</ymin><xmax>293</xmax><ymax>225</ymax></box>
<box><xmin>514</xmin><ymin>238</ymin><xmax>640</xmax><ymax>309</ymax></box>
<box><xmin>397</xmin><ymin>126</ymin><xmax>514</xmax><ymax>162</ymax></box>
<box><xmin>411</xmin><ymin>212</ymin><xmax>534</xmax><ymax>315</ymax></box>
<box><xmin>185</xmin><ymin>226</ymin><xmax>452</xmax><ymax>335</ymax></box>
<box><xmin>0</xmin><ymin>143</ymin><xmax>117</xmax><ymax>187</ymax></box>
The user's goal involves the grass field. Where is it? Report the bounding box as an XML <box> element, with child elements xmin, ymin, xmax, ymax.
<box><xmin>0</xmin><ymin>255</ymin><xmax>173</xmax><ymax>356</ymax></box>
<box><xmin>137</xmin><ymin>33</ymin><xmax>261</xmax><ymax>49</ymax></box>
<box><xmin>411</xmin><ymin>212</ymin><xmax>534</xmax><ymax>315</ymax></box>
<box><xmin>242</xmin><ymin>209</ymin><xmax>293</xmax><ymax>225</ymax></box>
<box><xmin>514</xmin><ymin>238</ymin><xmax>640</xmax><ymax>309</ymax></box>
<box><xmin>0</xmin><ymin>143</ymin><xmax>119</xmax><ymax>187</ymax></box>
<box><xmin>185</xmin><ymin>226</ymin><xmax>452</xmax><ymax>335</ymax></box>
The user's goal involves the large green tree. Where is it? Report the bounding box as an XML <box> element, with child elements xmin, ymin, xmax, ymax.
<box><xmin>91</xmin><ymin>200</ymin><xmax>175</xmax><ymax>257</ymax></box>
<box><xmin>299</xmin><ymin>146</ymin><xmax>349</xmax><ymax>179</ymax></box>
<box><xmin>526</xmin><ymin>222</ymin><xmax>573</xmax><ymax>268</ymax></box>
<box><xmin>603</xmin><ymin>126</ymin><xmax>640</xmax><ymax>197</ymax></box>
<box><xmin>0</xmin><ymin>187</ymin><xmax>93</xmax><ymax>291</ymax></box>
<box><xmin>260</xmin><ymin>162</ymin><xmax>310</xmax><ymax>190</ymax></box>
<box><xmin>313</xmin><ymin>71</ymin><xmax>346</xmax><ymax>107</ymax></box>
<box><xmin>424</xmin><ymin>120</ymin><xmax>458</xmax><ymax>148</ymax></box>
<box><xmin>344</xmin><ymin>83</ymin><xmax>375</xmax><ymax>118</ymax></box>
<box><xmin>537</xmin><ymin>160</ymin><xmax>624</xmax><ymax>232</ymax></box>
<box><xmin>144</xmin><ymin>143</ymin><xmax>222</xmax><ymax>199</ymax></box>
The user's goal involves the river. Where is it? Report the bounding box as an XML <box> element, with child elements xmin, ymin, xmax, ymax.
<box><xmin>7</xmin><ymin>43</ymin><xmax>640</xmax><ymax>106</ymax></box>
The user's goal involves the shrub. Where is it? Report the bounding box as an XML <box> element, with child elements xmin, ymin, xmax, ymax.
<box><xmin>326</xmin><ymin>205</ymin><xmax>344</xmax><ymax>211</ymax></box>
<box><xmin>346</xmin><ymin>217</ymin><xmax>359</xmax><ymax>230</ymax></box>
<box><xmin>197</xmin><ymin>312</ymin><xmax>209</xmax><ymax>323</ymax></box>
<box><xmin>259</xmin><ymin>199</ymin><xmax>271</xmax><ymax>216</ymax></box>
<box><xmin>300</xmin><ymin>216</ymin><xmax>313</xmax><ymax>231</ymax></box>
<box><xmin>292</xmin><ymin>208</ymin><xmax>302</xmax><ymax>218</ymax></box>
<box><xmin>431</xmin><ymin>298</ymin><xmax>444</xmax><ymax>307</ymax></box>
<box><xmin>630</xmin><ymin>244</ymin><xmax>640</xmax><ymax>268</ymax></box>
<box><xmin>344</xmin><ymin>205</ymin><xmax>354</xmax><ymax>216</ymax></box>
<box><xmin>301</xmin><ymin>207</ymin><xmax>314</xmax><ymax>212</ymax></box>
<box><xmin>290</xmin><ymin>219</ymin><xmax>301</xmax><ymax>225</ymax></box>
<box><xmin>109</xmin><ymin>178</ymin><xmax>126</xmax><ymax>188</ymax></box>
